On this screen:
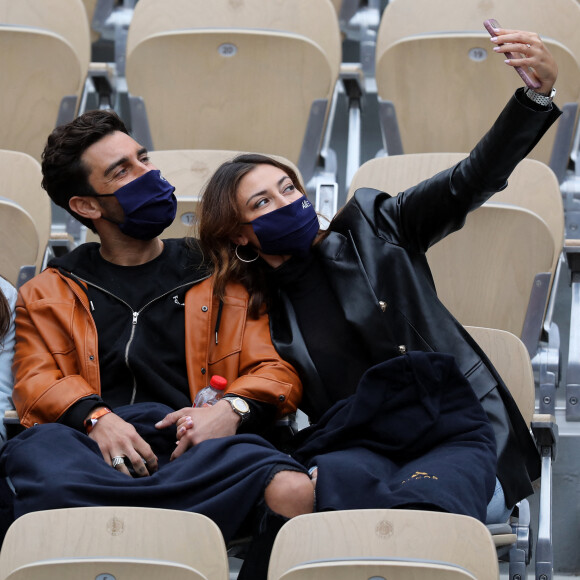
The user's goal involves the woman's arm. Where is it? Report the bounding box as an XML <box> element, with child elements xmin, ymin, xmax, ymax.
<box><xmin>384</xmin><ymin>28</ymin><xmax>561</xmax><ymax>252</ymax></box>
<box><xmin>0</xmin><ymin>279</ymin><xmax>17</xmax><ymax>442</ymax></box>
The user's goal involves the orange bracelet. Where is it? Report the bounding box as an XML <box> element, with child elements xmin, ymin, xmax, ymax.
<box><xmin>84</xmin><ymin>407</ymin><xmax>112</xmax><ymax>434</ymax></box>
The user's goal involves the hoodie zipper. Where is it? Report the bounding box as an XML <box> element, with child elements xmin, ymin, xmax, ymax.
<box><xmin>70</xmin><ymin>272</ymin><xmax>210</xmax><ymax>405</ymax></box>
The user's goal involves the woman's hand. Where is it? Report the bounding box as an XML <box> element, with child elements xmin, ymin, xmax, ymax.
<box><xmin>156</xmin><ymin>401</ymin><xmax>241</xmax><ymax>460</ymax></box>
<box><xmin>489</xmin><ymin>27</ymin><xmax>558</xmax><ymax>95</ymax></box>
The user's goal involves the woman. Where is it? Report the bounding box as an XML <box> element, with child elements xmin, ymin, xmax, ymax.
<box><xmin>0</xmin><ymin>277</ymin><xmax>16</xmax><ymax>445</ymax></box>
<box><xmin>0</xmin><ymin>275</ymin><xmax>16</xmax><ymax>545</ymax></box>
<box><xmin>197</xmin><ymin>27</ymin><xmax>560</xmax><ymax>523</ymax></box>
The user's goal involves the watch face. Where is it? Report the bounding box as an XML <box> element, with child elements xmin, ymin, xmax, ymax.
<box><xmin>232</xmin><ymin>398</ymin><xmax>250</xmax><ymax>414</ymax></box>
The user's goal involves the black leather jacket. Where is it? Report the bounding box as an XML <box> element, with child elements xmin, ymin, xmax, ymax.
<box><xmin>269</xmin><ymin>90</ymin><xmax>561</xmax><ymax>508</ymax></box>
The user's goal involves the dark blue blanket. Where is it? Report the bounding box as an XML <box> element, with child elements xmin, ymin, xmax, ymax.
<box><xmin>293</xmin><ymin>352</ymin><xmax>497</xmax><ymax>522</ymax></box>
<box><xmin>0</xmin><ymin>402</ymin><xmax>305</xmax><ymax>543</ymax></box>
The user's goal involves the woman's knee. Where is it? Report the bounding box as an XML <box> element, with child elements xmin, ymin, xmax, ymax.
<box><xmin>264</xmin><ymin>469</ymin><xmax>314</xmax><ymax>518</ymax></box>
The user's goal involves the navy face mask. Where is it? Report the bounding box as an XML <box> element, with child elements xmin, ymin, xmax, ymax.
<box><xmin>98</xmin><ymin>170</ymin><xmax>177</xmax><ymax>240</ymax></box>
<box><xmin>245</xmin><ymin>196</ymin><xmax>319</xmax><ymax>257</ymax></box>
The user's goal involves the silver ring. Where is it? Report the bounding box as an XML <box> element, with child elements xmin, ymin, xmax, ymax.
<box><xmin>526</xmin><ymin>43</ymin><xmax>531</xmax><ymax>48</ymax></box>
<box><xmin>112</xmin><ymin>456</ymin><xmax>125</xmax><ymax>468</ymax></box>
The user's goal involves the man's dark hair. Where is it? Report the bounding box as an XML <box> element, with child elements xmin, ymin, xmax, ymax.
<box><xmin>41</xmin><ymin>109</ymin><xmax>130</xmax><ymax>232</ymax></box>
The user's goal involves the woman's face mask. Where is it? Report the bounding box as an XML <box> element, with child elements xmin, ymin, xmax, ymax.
<box><xmin>244</xmin><ymin>195</ymin><xmax>319</xmax><ymax>257</ymax></box>
<box><xmin>97</xmin><ymin>170</ymin><xmax>177</xmax><ymax>240</ymax></box>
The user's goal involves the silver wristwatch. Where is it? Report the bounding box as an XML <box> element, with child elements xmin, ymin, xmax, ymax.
<box><xmin>524</xmin><ymin>86</ymin><xmax>556</xmax><ymax>107</ymax></box>
<box><xmin>223</xmin><ymin>396</ymin><xmax>250</xmax><ymax>423</ymax></box>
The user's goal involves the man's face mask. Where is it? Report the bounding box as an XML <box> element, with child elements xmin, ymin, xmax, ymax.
<box><xmin>97</xmin><ymin>170</ymin><xmax>177</xmax><ymax>240</ymax></box>
<box><xmin>244</xmin><ymin>196</ymin><xmax>319</xmax><ymax>257</ymax></box>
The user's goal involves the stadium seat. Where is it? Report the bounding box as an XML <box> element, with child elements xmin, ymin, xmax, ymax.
<box><xmin>0</xmin><ymin>0</ymin><xmax>91</xmax><ymax>74</ymax></box>
<box><xmin>267</xmin><ymin>509</ymin><xmax>500</xmax><ymax>580</ymax></box>
<box><xmin>4</xmin><ymin>559</ymin><xmax>206</xmax><ymax>580</ymax></box>
<box><xmin>348</xmin><ymin>155</ymin><xmax>564</xmax><ymax>269</ymax></box>
<box><xmin>465</xmin><ymin>326</ymin><xmax>557</xmax><ymax>580</ymax></box>
<box><xmin>0</xmin><ymin>151</ymin><xmax>48</xmax><ymax>270</ymax></box>
<box><xmin>374</xmin><ymin>0</ymin><xmax>580</xmax><ymax>180</ymax></box>
<box><xmin>375</xmin><ymin>33</ymin><xmax>580</xmax><ymax>175</ymax></box>
<box><xmin>275</xmin><ymin>561</ymin><xmax>477</xmax><ymax>580</ymax></box>
<box><xmin>0</xmin><ymin>0</ymin><xmax>117</xmax><ymax>135</ymax></box>
<box><xmin>126</xmin><ymin>0</ymin><xmax>340</xmax><ymax>76</ymax></box>
<box><xmin>347</xmin><ymin>153</ymin><xmax>565</xmax><ymax>414</ymax></box>
<box><xmin>0</xmin><ymin>150</ymin><xmax>76</xmax><ymax>274</ymax></box>
<box><xmin>0</xmin><ymin>25</ymin><xmax>82</xmax><ymax>162</ymax></box>
<box><xmin>417</xmin><ymin>205</ymin><xmax>558</xmax><ymax>458</ymax></box>
<box><xmin>80</xmin><ymin>0</ymin><xmax>100</xmax><ymax>44</ymax></box>
<box><xmin>376</xmin><ymin>0</ymin><xmax>580</xmax><ymax>61</ymax></box>
<box><xmin>124</xmin><ymin>0</ymin><xmax>341</xmax><ymax>185</ymax></box>
<box><xmin>563</xmin><ymin>238</ymin><xmax>580</xmax><ymax>421</ymax></box>
<box><xmin>0</xmin><ymin>506</ymin><xmax>229</xmax><ymax>580</ymax></box>
<box><xmin>427</xmin><ymin>205</ymin><xmax>553</xmax><ymax>344</ymax></box>
<box><xmin>0</xmin><ymin>198</ymin><xmax>38</xmax><ymax>289</ymax></box>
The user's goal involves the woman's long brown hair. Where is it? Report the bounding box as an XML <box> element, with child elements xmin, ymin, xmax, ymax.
<box><xmin>0</xmin><ymin>281</ymin><xmax>11</xmax><ymax>343</ymax></box>
<box><xmin>197</xmin><ymin>153</ymin><xmax>307</xmax><ymax>318</ymax></box>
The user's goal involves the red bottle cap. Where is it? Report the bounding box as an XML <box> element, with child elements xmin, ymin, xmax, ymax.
<box><xmin>209</xmin><ymin>375</ymin><xmax>228</xmax><ymax>390</ymax></box>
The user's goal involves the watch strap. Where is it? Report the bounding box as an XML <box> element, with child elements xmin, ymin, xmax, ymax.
<box><xmin>524</xmin><ymin>86</ymin><xmax>556</xmax><ymax>107</ymax></box>
<box><xmin>222</xmin><ymin>396</ymin><xmax>250</xmax><ymax>423</ymax></box>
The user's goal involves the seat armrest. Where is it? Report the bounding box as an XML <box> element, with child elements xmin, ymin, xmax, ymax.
<box><xmin>3</xmin><ymin>409</ymin><xmax>25</xmax><ymax>440</ymax></box>
<box><xmin>377</xmin><ymin>98</ymin><xmax>404</xmax><ymax>156</ymax></box>
<box><xmin>340</xmin><ymin>63</ymin><xmax>366</xmax><ymax>189</ymax></box>
<box><xmin>548</xmin><ymin>102</ymin><xmax>579</xmax><ymax>183</ymax></box>
<box><xmin>340</xmin><ymin>63</ymin><xmax>365</xmax><ymax>100</ymax></box>
<box><xmin>41</xmin><ymin>232</ymin><xmax>77</xmax><ymax>271</ymax></box>
<box><xmin>531</xmin><ymin>413</ymin><xmax>558</xmax><ymax>459</ymax></box>
<box><xmin>563</xmin><ymin>240</ymin><xmax>580</xmax><ymax>420</ymax></box>
<box><xmin>297</xmin><ymin>99</ymin><xmax>329</xmax><ymax>186</ymax></box>
<box><xmin>520</xmin><ymin>272</ymin><xmax>551</xmax><ymax>358</ymax></box>
<box><xmin>531</xmin><ymin>413</ymin><xmax>557</xmax><ymax>579</ymax></box>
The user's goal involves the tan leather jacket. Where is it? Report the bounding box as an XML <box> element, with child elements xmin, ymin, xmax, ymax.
<box><xmin>13</xmin><ymin>268</ymin><xmax>301</xmax><ymax>427</ymax></box>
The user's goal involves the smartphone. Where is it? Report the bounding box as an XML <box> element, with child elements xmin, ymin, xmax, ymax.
<box><xmin>483</xmin><ymin>18</ymin><xmax>541</xmax><ymax>89</ymax></box>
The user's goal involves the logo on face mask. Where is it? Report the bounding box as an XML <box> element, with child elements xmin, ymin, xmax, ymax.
<box><xmin>247</xmin><ymin>195</ymin><xmax>319</xmax><ymax>257</ymax></box>
<box><xmin>104</xmin><ymin>170</ymin><xmax>177</xmax><ymax>240</ymax></box>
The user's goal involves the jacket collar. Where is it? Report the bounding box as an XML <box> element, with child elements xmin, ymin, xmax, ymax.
<box><xmin>48</xmin><ymin>239</ymin><xmax>211</xmax><ymax>286</ymax></box>
<box><xmin>315</xmin><ymin>230</ymin><xmax>393</xmax><ymax>341</ymax></box>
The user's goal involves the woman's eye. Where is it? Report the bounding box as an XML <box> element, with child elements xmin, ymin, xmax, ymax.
<box><xmin>283</xmin><ymin>183</ymin><xmax>295</xmax><ymax>194</ymax></box>
<box><xmin>255</xmin><ymin>198</ymin><xmax>268</xmax><ymax>208</ymax></box>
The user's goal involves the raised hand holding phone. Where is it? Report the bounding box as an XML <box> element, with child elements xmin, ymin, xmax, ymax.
<box><xmin>483</xmin><ymin>19</ymin><xmax>541</xmax><ymax>89</ymax></box>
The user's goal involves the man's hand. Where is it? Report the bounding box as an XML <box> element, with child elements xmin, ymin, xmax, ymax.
<box><xmin>88</xmin><ymin>411</ymin><xmax>158</xmax><ymax>477</ymax></box>
<box><xmin>155</xmin><ymin>400</ymin><xmax>241</xmax><ymax>460</ymax></box>
<box><xmin>490</xmin><ymin>28</ymin><xmax>558</xmax><ymax>95</ymax></box>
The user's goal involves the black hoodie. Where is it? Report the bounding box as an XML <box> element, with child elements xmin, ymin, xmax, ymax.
<box><xmin>49</xmin><ymin>238</ymin><xmax>211</xmax><ymax>429</ymax></box>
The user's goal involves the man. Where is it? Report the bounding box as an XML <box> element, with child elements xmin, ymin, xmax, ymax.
<box><xmin>0</xmin><ymin>110</ymin><xmax>313</xmax><ymax>579</ymax></box>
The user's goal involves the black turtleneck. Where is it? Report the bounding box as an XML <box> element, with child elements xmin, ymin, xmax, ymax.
<box><xmin>267</xmin><ymin>252</ymin><xmax>374</xmax><ymax>421</ymax></box>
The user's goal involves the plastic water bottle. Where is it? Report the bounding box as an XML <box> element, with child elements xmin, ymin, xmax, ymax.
<box><xmin>194</xmin><ymin>375</ymin><xmax>227</xmax><ymax>407</ymax></box>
